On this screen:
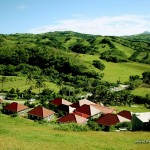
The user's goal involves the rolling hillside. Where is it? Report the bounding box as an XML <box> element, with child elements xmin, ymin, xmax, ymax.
<box><xmin>0</xmin><ymin>31</ymin><xmax>150</xmax><ymax>97</ymax></box>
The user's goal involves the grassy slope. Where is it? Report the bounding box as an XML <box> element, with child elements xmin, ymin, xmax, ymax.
<box><xmin>112</xmin><ymin>105</ymin><xmax>150</xmax><ymax>113</ymax></box>
<box><xmin>0</xmin><ymin>52</ymin><xmax>149</xmax><ymax>97</ymax></box>
<box><xmin>77</xmin><ymin>54</ymin><xmax>150</xmax><ymax>83</ymax></box>
<box><xmin>1</xmin><ymin>54</ymin><xmax>149</xmax><ymax>96</ymax></box>
<box><xmin>0</xmin><ymin>76</ymin><xmax>60</xmax><ymax>93</ymax></box>
<box><xmin>131</xmin><ymin>87</ymin><xmax>150</xmax><ymax>97</ymax></box>
<box><xmin>0</xmin><ymin>32</ymin><xmax>150</xmax><ymax>97</ymax></box>
<box><xmin>0</xmin><ymin>114</ymin><xmax>149</xmax><ymax>150</ymax></box>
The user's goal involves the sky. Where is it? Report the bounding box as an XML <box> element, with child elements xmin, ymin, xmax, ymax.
<box><xmin>0</xmin><ymin>0</ymin><xmax>150</xmax><ymax>35</ymax></box>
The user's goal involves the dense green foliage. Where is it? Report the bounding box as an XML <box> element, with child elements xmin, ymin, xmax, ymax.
<box><xmin>0</xmin><ymin>31</ymin><xmax>150</xmax><ymax>105</ymax></box>
<box><xmin>92</xmin><ymin>60</ymin><xmax>105</xmax><ymax>70</ymax></box>
<box><xmin>100</xmin><ymin>49</ymin><xmax>128</xmax><ymax>62</ymax></box>
<box><xmin>54</xmin><ymin>123</ymin><xmax>89</xmax><ymax>132</ymax></box>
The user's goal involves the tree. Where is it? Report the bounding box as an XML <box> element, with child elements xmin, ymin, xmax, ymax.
<box><xmin>92</xmin><ymin>60</ymin><xmax>105</xmax><ymax>70</ymax></box>
<box><xmin>26</xmin><ymin>73</ymin><xmax>34</xmax><ymax>86</ymax></box>
<box><xmin>0</xmin><ymin>76</ymin><xmax>6</xmax><ymax>92</ymax></box>
<box><xmin>142</xmin><ymin>71</ymin><xmax>150</xmax><ymax>84</ymax></box>
<box><xmin>35</xmin><ymin>76</ymin><xmax>45</xmax><ymax>94</ymax></box>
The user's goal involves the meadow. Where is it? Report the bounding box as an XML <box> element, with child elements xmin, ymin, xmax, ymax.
<box><xmin>0</xmin><ymin>114</ymin><xmax>149</xmax><ymax>150</ymax></box>
<box><xmin>0</xmin><ymin>76</ymin><xmax>60</xmax><ymax>93</ymax></box>
<box><xmin>1</xmin><ymin>56</ymin><xmax>150</xmax><ymax>97</ymax></box>
<box><xmin>77</xmin><ymin>54</ymin><xmax>150</xmax><ymax>83</ymax></box>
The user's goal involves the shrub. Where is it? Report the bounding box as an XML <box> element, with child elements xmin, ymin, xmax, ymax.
<box><xmin>10</xmin><ymin>112</ymin><xmax>18</xmax><ymax>117</ymax></box>
<box><xmin>100</xmin><ymin>49</ymin><xmax>128</xmax><ymax>62</ymax></box>
<box><xmin>87</xmin><ymin>120</ymin><xmax>102</xmax><ymax>131</ymax></box>
<box><xmin>54</xmin><ymin>123</ymin><xmax>89</xmax><ymax>132</ymax></box>
<box><xmin>92</xmin><ymin>60</ymin><xmax>105</xmax><ymax>70</ymax></box>
<box><xmin>115</xmin><ymin>122</ymin><xmax>132</xmax><ymax>130</ymax></box>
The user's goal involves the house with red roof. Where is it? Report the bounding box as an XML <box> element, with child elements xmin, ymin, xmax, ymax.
<box><xmin>96</xmin><ymin>113</ymin><xmax>131</xmax><ymax>127</ymax></box>
<box><xmin>51</xmin><ymin>98</ymin><xmax>72</xmax><ymax>106</ymax></box>
<box><xmin>57</xmin><ymin>104</ymin><xmax>76</xmax><ymax>114</ymax></box>
<box><xmin>71</xmin><ymin>99</ymin><xmax>95</xmax><ymax>108</ymax></box>
<box><xmin>28</xmin><ymin>106</ymin><xmax>55</xmax><ymax>121</ymax></box>
<box><xmin>51</xmin><ymin>98</ymin><xmax>75</xmax><ymax>114</ymax></box>
<box><xmin>58</xmin><ymin>113</ymin><xmax>88</xmax><ymax>124</ymax></box>
<box><xmin>74</xmin><ymin>111</ymin><xmax>90</xmax><ymax>118</ymax></box>
<box><xmin>117</xmin><ymin>110</ymin><xmax>132</xmax><ymax>120</ymax></box>
<box><xmin>74</xmin><ymin>104</ymin><xmax>101</xmax><ymax>119</ymax></box>
<box><xmin>3</xmin><ymin>102</ymin><xmax>29</xmax><ymax>116</ymax></box>
<box><xmin>91</xmin><ymin>104</ymin><xmax>116</xmax><ymax>114</ymax></box>
<box><xmin>96</xmin><ymin>114</ymin><xmax>120</xmax><ymax>126</ymax></box>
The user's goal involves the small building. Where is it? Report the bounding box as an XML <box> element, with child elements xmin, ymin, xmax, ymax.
<box><xmin>71</xmin><ymin>99</ymin><xmax>95</xmax><ymax>108</ymax></box>
<box><xmin>91</xmin><ymin>104</ymin><xmax>116</xmax><ymax>114</ymax></box>
<box><xmin>132</xmin><ymin>112</ymin><xmax>150</xmax><ymax>131</ymax></box>
<box><xmin>51</xmin><ymin>98</ymin><xmax>74</xmax><ymax>114</ymax></box>
<box><xmin>51</xmin><ymin>98</ymin><xmax>72</xmax><ymax>106</ymax></box>
<box><xmin>58</xmin><ymin>113</ymin><xmax>88</xmax><ymax>124</ymax></box>
<box><xmin>96</xmin><ymin>114</ymin><xmax>120</xmax><ymax>126</ymax></box>
<box><xmin>74</xmin><ymin>104</ymin><xmax>101</xmax><ymax>119</ymax></box>
<box><xmin>117</xmin><ymin>110</ymin><xmax>132</xmax><ymax>120</ymax></box>
<box><xmin>28</xmin><ymin>106</ymin><xmax>55</xmax><ymax>121</ymax></box>
<box><xmin>96</xmin><ymin>113</ymin><xmax>131</xmax><ymax>126</ymax></box>
<box><xmin>74</xmin><ymin>111</ymin><xmax>90</xmax><ymax>118</ymax></box>
<box><xmin>3</xmin><ymin>102</ymin><xmax>29</xmax><ymax>116</ymax></box>
<box><xmin>58</xmin><ymin>104</ymin><xmax>76</xmax><ymax>114</ymax></box>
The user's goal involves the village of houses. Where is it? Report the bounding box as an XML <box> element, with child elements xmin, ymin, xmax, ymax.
<box><xmin>0</xmin><ymin>98</ymin><xmax>150</xmax><ymax>131</ymax></box>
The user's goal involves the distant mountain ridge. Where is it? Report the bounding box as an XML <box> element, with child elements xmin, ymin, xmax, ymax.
<box><xmin>142</xmin><ymin>31</ymin><xmax>150</xmax><ymax>35</ymax></box>
<box><xmin>122</xmin><ymin>31</ymin><xmax>150</xmax><ymax>42</ymax></box>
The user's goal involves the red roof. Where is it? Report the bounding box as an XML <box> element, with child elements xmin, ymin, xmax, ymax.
<box><xmin>74</xmin><ymin>111</ymin><xmax>90</xmax><ymax>118</ymax></box>
<box><xmin>96</xmin><ymin>114</ymin><xmax>120</xmax><ymax>126</ymax></box>
<box><xmin>4</xmin><ymin>102</ymin><xmax>28</xmax><ymax>112</ymax></box>
<box><xmin>28</xmin><ymin>106</ymin><xmax>55</xmax><ymax>118</ymax></box>
<box><xmin>51</xmin><ymin>98</ymin><xmax>72</xmax><ymax>106</ymax></box>
<box><xmin>117</xmin><ymin>110</ymin><xmax>132</xmax><ymax>120</ymax></box>
<box><xmin>71</xmin><ymin>99</ymin><xmax>95</xmax><ymax>108</ymax></box>
<box><xmin>74</xmin><ymin>104</ymin><xmax>101</xmax><ymax>116</ymax></box>
<box><xmin>91</xmin><ymin>104</ymin><xmax>115</xmax><ymax>114</ymax></box>
<box><xmin>58</xmin><ymin>113</ymin><xmax>88</xmax><ymax>124</ymax></box>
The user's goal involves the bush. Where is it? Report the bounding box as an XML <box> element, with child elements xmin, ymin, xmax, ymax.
<box><xmin>100</xmin><ymin>49</ymin><xmax>128</xmax><ymax>62</ymax></box>
<box><xmin>115</xmin><ymin>122</ymin><xmax>132</xmax><ymax>130</ymax></box>
<box><xmin>54</xmin><ymin>123</ymin><xmax>89</xmax><ymax>132</ymax></box>
<box><xmin>6</xmin><ymin>94</ymin><xmax>18</xmax><ymax>100</ymax></box>
<box><xmin>92</xmin><ymin>60</ymin><xmax>105</xmax><ymax>70</ymax></box>
<box><xmin>87</xmin><ymin>120</ymin><xmax>102</xmax><ymax>131</ymax></box>
<box><xmin>10</xmin><ymin>112</ymin><xmax>18</xmax><ymax>117</ymax></box>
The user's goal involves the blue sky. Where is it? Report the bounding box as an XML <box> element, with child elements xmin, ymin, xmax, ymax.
<box><xmin>0</xmin><ymin>0</ymin><xmax>150</xmax><ymax>35</ymax></box>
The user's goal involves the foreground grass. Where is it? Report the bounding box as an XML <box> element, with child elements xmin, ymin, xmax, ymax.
<box><xmin>0</xmin><ymin>114</ymin><xmax>149</xmax><ymax>150</ymax></box>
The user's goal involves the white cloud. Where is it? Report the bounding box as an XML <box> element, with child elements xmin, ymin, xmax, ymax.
<box><xmin>28</xmin><ymin>15</ymin><xmax>150</xmax><ymax>36</ymax></box>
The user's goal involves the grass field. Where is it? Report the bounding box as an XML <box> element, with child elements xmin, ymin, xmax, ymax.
<box><xmin>0</xmin><ymin>76</ymin><xmax>60</xmax><ymax>93</ymax></box>
<box><xmin>0</xmin><ymin>55</ymin><xmax>150</xmax><ymax>97</ymax></box>
<box><xmin>0</xmin><ymin>114</ymin><xmax>149</xmax><ymax>150</ymax></box>
<box><xmin>131</xmin><ymin>87</ymin><xmax>150</xmax><ymax>97</ymax></box>
<box><xmin>78</xmin><ymin>54</ymin><xmax>150</xmax><ymax>83</ymax></box>
<box><xmin>112</xmin><ymin>105</ymin><xmax>150</xmax><ymax>113</ymax></box>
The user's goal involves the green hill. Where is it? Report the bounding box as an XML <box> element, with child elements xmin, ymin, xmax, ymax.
<box><xmin>0</xmin><ymin>31</ymin><xmax>150</xmax><ymax>97</ymax></box>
